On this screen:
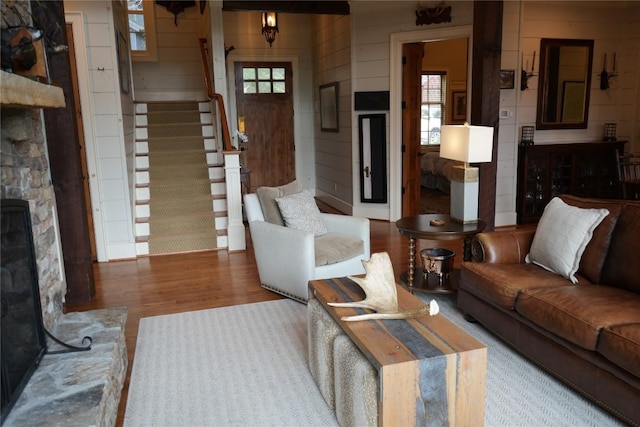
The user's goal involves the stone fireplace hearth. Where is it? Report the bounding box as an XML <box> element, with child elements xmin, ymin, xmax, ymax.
<box><xmin>1</xmin><ymin>70</ymin><xmax>127</xmax><ymax>425</ymax></box>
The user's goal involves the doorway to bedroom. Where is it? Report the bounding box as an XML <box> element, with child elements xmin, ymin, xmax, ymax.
<box><xmin>405</xmin><ymin>37</ymin><xmax>469</xmax><ymax>216</ymax></box>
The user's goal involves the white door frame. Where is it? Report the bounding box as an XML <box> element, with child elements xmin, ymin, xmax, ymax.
<box><xmin>389</xmin><ymin>25</ymin><xmax>473</xmax><ymax>221</ymax></box>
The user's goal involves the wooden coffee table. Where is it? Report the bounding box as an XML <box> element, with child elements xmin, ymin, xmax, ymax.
<box><xmin>308</xmin><ymin>277</ymin><xmax>487</xmax><ymax>427</ymax></box>
<box><xmin>395</xmin><ymin>214</ymin><xmax>485</xmax><ymax>291</ymax></box>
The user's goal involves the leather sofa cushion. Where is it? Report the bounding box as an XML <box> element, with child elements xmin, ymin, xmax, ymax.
<box><xmin>315</xmin><ymin>232</ymin><xmax>364</xmax><ymax>266</ymax></box>
<box><xmin>600</xmin><ymin>202</ymin><xmax>640</xmax><ymax>293</ymax></box>
<box><xmin>516</xmin><ymin>285</ymin><xmax>640</xmax><ymax>350</ymax></box>
<box><xmin>559</xmin><ymin>195</ymin><xmax>622</xmax><ymax>284</ymax></box>
<box><xmin>460</xmin><ymin>262</ymin><xmax>577</xmax><ymax>310</ymax></box>
<box><xmin>597</xmin><ymin>323</ymin><xmax>640</xmax><ymax>377</ymax></box>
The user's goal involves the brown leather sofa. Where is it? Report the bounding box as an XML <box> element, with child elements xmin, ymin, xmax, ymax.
<box><xmin>458</xmin><ymin>195</ymin><xmax>640</xmax><ymax>426</ymax></box>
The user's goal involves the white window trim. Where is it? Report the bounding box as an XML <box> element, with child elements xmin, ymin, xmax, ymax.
<box><xmin>130</xmin><ymin>0</ymin><xmax>158</xmax><ymax>62</ymax></box>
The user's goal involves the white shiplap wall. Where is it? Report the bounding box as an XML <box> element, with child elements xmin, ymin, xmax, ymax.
<box><xmin>518</xmin><ymin>1</ymin><xmax>638</xmax><ymax>146</ymax></box>
<box><xmin>313</xmin><ymin>14</ymin><xmax>354</xmax><ymax>214</ymax></box>
<box><xmin>132</xmin><ymin>3</ymin><xmax>206</xmax><ymax>101</ymax></box>
<box><xmin>64</xmin><ymin>0</ymin><xmax>136</xmax><ymax>261</ymax></box>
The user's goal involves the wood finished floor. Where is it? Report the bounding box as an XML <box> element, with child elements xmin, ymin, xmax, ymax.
<box><xmin>66</xmin><ymin>219</ymin><xmax>470</xmax><ymax>427</ymax></box>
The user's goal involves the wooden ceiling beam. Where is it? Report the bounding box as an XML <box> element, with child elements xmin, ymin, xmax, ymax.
<box><xmin>222</xmin><ymin>1</ymin><xmax>350</xmax><ymax>15</ymax></box>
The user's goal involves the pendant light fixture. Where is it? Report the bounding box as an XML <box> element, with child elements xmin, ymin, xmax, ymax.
<box><xmin>261</xmin><ymin>12</ymin><xmax>278</xmax><ymax>47</ymax></box>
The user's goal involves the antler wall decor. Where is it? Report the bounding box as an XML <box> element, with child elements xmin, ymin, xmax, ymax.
<box><xmin>415</xmin><ymin>2</ymin><xmax>452</xmax><ymax>26</ymax></box>
<box><xmin>328</xmin><ymin>252</ymin><xmax>439</xmax><ymax>321</ymax></box>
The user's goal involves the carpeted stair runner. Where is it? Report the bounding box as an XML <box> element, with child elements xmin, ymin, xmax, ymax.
<box><xmin>146</xmin><ymin>102</ymin><xmax>217</xmax><ymax>254</ymax></box>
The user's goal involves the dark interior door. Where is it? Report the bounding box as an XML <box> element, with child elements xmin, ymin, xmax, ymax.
<box><xmin>402</xmin><ymin>43</ymin><xmax>424</xmax><ymax>217</ymax></box>
<box><xmin>234</xmin><ymin>62</ymin><xmax>295</xmax><ymax>190</ymax></box>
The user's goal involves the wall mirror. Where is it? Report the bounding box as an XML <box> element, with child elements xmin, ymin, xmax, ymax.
<box><xmin>536</xmin><ymin>38</ymin><xmax>594</xmax><ymax>130</ymax></box>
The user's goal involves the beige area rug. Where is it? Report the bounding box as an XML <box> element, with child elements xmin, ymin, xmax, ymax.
<box><xmin>124</xmin><ymin>297</ymin><xmax>624</xmax><ymax>427</ymax></box>
<box><xmin>146</xmin><ymin>102</ymin><xmax>217</xmax><ymax>254</ymax></box>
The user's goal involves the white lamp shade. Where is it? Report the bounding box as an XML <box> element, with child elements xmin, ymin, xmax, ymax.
<box><xmin>440</xmin><ymin>124</ymin><xmax>494</xmax><ymax>163</ymax></box>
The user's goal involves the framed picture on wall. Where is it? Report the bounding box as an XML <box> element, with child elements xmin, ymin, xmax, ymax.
<box><xmin>320</xmin><ymin>82</ymin><xmax>339</xmax><ymax>132</ymax></box>
<box><xmin>451</xmin><ymin>91</ymin><xmax>467</xmax><ymax>123</ymax></box>
<box><xmin>500</xmin><ymin>69</ymin><xmax>515</xmax><ymax>89</ymax></box>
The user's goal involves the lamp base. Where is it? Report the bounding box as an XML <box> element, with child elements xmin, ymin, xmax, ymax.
<box><xmin>449</xmin><ymin>165</ymin><xmax>479</xmax><ymax>224</ymax></box>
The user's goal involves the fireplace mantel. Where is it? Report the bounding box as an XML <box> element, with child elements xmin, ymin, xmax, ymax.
<box><xmin>1</xmin><ymin>70</ymin><xmax>65</xmax><ymax>109</ymax></box>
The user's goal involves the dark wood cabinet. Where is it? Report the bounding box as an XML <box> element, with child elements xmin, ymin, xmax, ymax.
<box><xmin>517</xmin><ymin>141</ymin><xmax>626</xmax><ymax>224</ymax></box>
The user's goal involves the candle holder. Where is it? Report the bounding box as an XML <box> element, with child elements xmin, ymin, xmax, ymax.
<box><xmin>520</xmin><ymin>126</ymin><xmax>535</xmax><ymax>145</ymax></box>
<box><xmin>603</xmin><ymin>123</ymin><xmax>617</xmax><ymax>142</ymax></box>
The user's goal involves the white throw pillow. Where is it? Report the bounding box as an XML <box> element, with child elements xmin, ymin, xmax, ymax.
<box><xmin>526</xmin><ymin>197</ymin><xmax>608</xmax><ymax>284</ymax></box>
<box><xmin>276</xmin><ymin>190</ymin><xmax>328</xmax><ymax>236</ymax></box>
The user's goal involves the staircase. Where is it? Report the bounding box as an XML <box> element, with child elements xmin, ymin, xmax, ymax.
<box><xmin>134</xmin><ymin>101</ymin><xmax>228</xmax><ymax>256</ymax></box>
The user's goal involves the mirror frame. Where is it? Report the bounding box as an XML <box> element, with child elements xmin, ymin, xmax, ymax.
<box><xmin>536</xmin><ymin>38</ymin><xmax>594</xmax><ymax>130</ymax></box>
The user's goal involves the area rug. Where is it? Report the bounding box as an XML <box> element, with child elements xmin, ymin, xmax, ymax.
<box><xmin>124</xmin><ymin>296</ymin><xmax>624</xmax><ymax>427</ymax></box>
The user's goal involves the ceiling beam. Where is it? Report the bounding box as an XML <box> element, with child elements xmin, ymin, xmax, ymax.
<box><xmin>222</xmin><ymin>1</ymin><xmax>350</xmax><ymax>15</ymax></box>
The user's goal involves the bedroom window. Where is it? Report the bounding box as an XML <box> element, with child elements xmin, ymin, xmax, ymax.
<box><xmin>421</xmin><ymin>73</ymin><xmax>445</xmax><ymax>145</ymax></box>
<box><xmin>127</xmin><ymin>0</ymin><xmax>158</xmax><ymax>61</ymax></box>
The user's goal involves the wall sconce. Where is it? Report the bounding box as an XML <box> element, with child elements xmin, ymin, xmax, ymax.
<box><xmin>440</xmin><ymin>123</ymin><xmax>494</xmax><ymax>224</ymax></box>
<box><xmin>600</xmin><ymin>52</ymin><xmax>618</xmax><ymax>90</ymax></box>
<box><xmin>261</xmin><ymin>12</ymin><xmax>278</xmax><ymax>47</ymax></box>
<box><xmin>520</xmin><ymin>51</ymin><xmax>537</xmax><ymax>91</ymax></box>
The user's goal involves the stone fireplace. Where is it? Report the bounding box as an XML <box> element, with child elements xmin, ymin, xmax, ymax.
<box><xmin>1</xmin><ymin>70</ymin><xmax>127</xmax><ymax>426</ymax></box>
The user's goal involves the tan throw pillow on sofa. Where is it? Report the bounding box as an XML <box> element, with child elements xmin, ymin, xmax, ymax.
<box><xmin>276</xmin><ymin>189</ymin><xmax>328</xmax><ymax>236</ymax></box>
<box><xmin>526</xmin><ymin>197</ymin><xmax>608</xmax><ymax>284</ymax></box>
<box><xmin>256</xmin><ymin>180</ymin><xmax>301</xmax><ymax>225</ymax></box>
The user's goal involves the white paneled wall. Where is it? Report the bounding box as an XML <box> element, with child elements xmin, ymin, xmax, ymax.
<box><xmin>518</xmin><ymin>2</ymin><xmax>637</xmax><ymax>145</ymax></box>
<box><xmin>132</xmin><ymin>3</ymin><xmax>206</xmax><ymax>101</ymax></box>
<box><xmin>64</xmin><ymin>0</ymin><xmax>136</xmax><ymax>261</ymax></box>
<box><xmin>312</xmin><ymin>14</ymin><xmax>353</xmax><ymax>214</ymax></box>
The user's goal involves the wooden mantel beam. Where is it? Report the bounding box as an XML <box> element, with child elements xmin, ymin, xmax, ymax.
<box><xmin>222</xmin><ymin>1</ymin><xmax>350</xmax><ymax>15</ymax></box>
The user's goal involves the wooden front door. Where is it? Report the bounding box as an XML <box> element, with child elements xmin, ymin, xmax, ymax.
<box><xmin>401</xmin><ymin>43</ymin><xmax>424</xmax><ymax>217</ymax></box>
<box><xmin>234</xmin><ymin>62</ymin><xmax>295</xmax><ymax>190</ymax></box>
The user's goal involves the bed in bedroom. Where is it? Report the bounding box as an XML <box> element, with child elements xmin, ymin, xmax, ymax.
<box><xmin>420</xmin><ymin>151</ymin><xmax>460</xmax><ymax>194</ymax></box>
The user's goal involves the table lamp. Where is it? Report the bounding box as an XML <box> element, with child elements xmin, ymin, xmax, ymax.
<box><xmin>440</xmin><ymin>123</ymin><xmax>494</xmax><ymax>223</ymax></box>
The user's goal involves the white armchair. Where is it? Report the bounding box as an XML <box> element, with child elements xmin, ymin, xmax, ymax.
<box><xmin>244</xmin><ymin>193</ymin><xmax>370</xmax><ymax>303</ymax></box>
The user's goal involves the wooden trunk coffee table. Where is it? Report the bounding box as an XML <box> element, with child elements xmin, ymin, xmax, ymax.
<box><xmin>308</xmin><ymin>277</ymin><xmax>487</xmax><ymax>427</ymax></box>
<box><xmin>395</xmin><ymin>214</ymin><xmax>485</xmax><ymax>292</ymax></box>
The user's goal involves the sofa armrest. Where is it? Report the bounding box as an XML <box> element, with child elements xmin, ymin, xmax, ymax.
<box><xmin>322</xmin><ymin>213</ymin><xmax>371</xmax><ymax>259</ymax></box>
<box><xmin>472</xmin><ymin>229</ymin><xmax>536</xmax><ymax>264</ymax></box>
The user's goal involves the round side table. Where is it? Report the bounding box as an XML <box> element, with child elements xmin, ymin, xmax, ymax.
<box><xmin>395</xmin><ymin>214</ymin><xmax>486</xmax><ymax>292</ymax></box>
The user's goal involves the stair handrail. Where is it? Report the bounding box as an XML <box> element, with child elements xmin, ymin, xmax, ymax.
<box><xmin>199</xmin><ymin>38</ymin><xmax>232</xmax><ymax>152</ymax></box>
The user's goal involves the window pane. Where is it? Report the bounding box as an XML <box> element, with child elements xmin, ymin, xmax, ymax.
<box><xmin>243</xmin><ymin>82</ymin><xmax>256</xmax><ymax>93</ymax></box>
<box><xmin>258</xmin><ymin>81</ymin><xmax>272</xmax><ymax>93</ymax></box>
<box><xmin>129</xmin><ymin>14</ymin><xmax>145</xmax><ymax>32</ymax></box>
<box><xmin>243</xmin><ymin>68</ymin><xmax>255</xmax><ymax>80</ymax></box>
<box><xmin>130</xmin><ymin>32</ymin><xmax>146</xmax><ymax>51</ymax></box>
<box><xmin>273</xmin><ymin>81</ymin><xmax>285</xmax><ymax>93</ymax></box>
<box><xmin>272</xmin><ymin>68</ymin><xmax>285</xmax><ymax>80</ymax></box>
<box><xmin>128</xmin><ymin>0</ymin><xmax>143</xmax><ymax>11</ymax></box>
<box><xmin>421</xmin><ymin>73</ymin><xmax>445</xmax><ymax>145</ymax></box>
<box><xmin>257</xmin><ymin>68</ymin><xmax>271</xmax><ymax>80</ymax></box>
